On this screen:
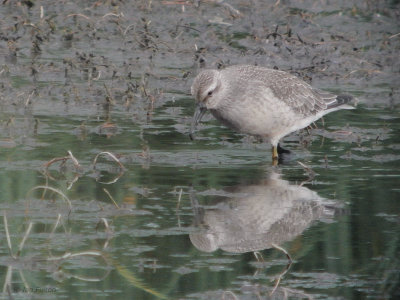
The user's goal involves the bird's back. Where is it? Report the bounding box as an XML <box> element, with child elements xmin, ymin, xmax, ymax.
<box><xmin>221</xmin><ymin>65</ymin><xmax>353</xmax><ymax>116</ymax></box>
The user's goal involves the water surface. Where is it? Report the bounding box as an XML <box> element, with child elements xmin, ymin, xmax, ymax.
<box><xmin>0</xmin><ymin>0</ymin><xmax>399</xmax><ymax>299</ymax></box>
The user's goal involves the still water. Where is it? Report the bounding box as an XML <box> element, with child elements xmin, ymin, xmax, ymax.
<box><xmin>0</xmin><ymin>0</ymin><xmax>399</xmax><ymax>299</ymax></box>
<box><xmin>0</xmin><ymin>101</ymin><xmax>399</xmax><ymax>299</ymax></box>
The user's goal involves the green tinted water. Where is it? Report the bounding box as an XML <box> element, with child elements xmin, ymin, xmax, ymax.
<box><xmin>1</xmin><ymin>99</ymin><xmax>399</xmax><ymax>299</ymax></box>
<box><xmin>0</xmin><ymin>0</ymin><xmax>399</xmax><ymax>299</ymax></box>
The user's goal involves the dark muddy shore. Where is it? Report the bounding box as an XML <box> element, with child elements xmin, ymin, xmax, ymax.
<box><xmin>0</xmin><ymin>0</ymin><xmax>399</xmax><ymax>115</ymax></box>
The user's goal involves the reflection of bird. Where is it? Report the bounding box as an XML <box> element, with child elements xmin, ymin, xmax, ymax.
<box><xmin>190</xmin><ymin>65</ymin><xmax>354</xmax><ymax>160</ymax></box>
<box><xmin>189</xmin><ymin>172</ymin><xmax>337</xmax><ymax>253</ymax></box>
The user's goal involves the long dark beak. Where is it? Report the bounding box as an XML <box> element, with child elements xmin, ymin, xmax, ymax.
<box><xmin>189</xmin><ymin>102</ymin><xmax>207</xmax><ymax>140</ymax></box>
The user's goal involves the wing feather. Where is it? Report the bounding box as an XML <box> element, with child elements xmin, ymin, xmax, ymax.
<box><xmin>267</xmin><ymin>73</ymin><xmax>329</xmax><ymax>116</ymax></box>
<box><xmin>224</xmin><ymin>65</ymin><xmax>349</xmax><ymax>117</ymax></box>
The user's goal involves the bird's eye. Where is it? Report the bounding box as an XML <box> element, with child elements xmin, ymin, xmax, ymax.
<box><xmin>207</xmin><ymin>91</ymin><xmax>213</xmax><ymax>96</ymax></box>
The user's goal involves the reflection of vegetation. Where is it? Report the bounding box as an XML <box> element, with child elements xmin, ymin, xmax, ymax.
<box><xmin>28</xmin><ymin>185</ymin><xmax>72</xmax><ymax>210</ymax></box>
<box><xmin>375</xmin><ymin>220</ymin><xmax>400</xmax><ymax>298</ymax></box>
<box><xmin>2</xmin><ymin>213</ymin><xmax>111</xmax><ymax>294</ymax></box>
<box><xmin>1</xmin><ymin>210</ymin><xmax>168</xmax><ymax>299</ymax></box>
<box><xmin>113</xmin><ymin>260</ymin><xmax>168</xmax><ymax>299</ymax></box>
<box><xmin>1</xmin><ymin>105</ymin><xmax>399</xmax><ymax>298</ymax></box>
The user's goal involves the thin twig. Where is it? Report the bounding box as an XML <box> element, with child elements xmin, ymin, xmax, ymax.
<box><xmin>25</xmin><ymin>90</ymin><xmax>34</xmax><ymax>107</ymax></box>
<box><xmin>49</xmin><ymin>214</ymin><xmax>62</xmax><ymax>238</ymax></box>
<box><xmin>102</xmin><ymin>12</ymin><xmax>123</xmax><ymax>19</ymax></box>
<box><xmin>97</xmin><ymin>218</ymin><xmax>113</xmax><ymax>249</ymax></box>
<box><xmin>19</xmin><ymin>270</ymin><xmax>31</xmax><ymax>294</ymax></box>
<box><xmin>67</xmin><ymin>174</ymin><xmax>80</xmax><ymax>190</ymax></box>
<box><xmin>103</xmin><ymin>188</ymin><xmax>120</xmax><ymax>209</ymax></box>
<box><xmin>28</xmin><ymin>186</ymin><xmax>72</xmax><ymax>209</ymax></box>
<box><xmin>298</xmin><ymin>161</ymin><xmax>315</xmax><ymax>182</ymax></box>
<box><xmin>272</xmin><ymin>243</ymin><xmax>292</xmax><ymax>263</ymax></box>
<box><xmin>16</xmin><ymin>222</ymin><xmax>33</xmax><ymax>257</ymax></box>
<box><xmin>65</xmin><ymin>14</ymin><xmax>91</xmax><ymax>21</ymax></box>
<box><xmin>43</xmin><ymin>156</ymin><xmax>69</xmax><ymax>170</ymax></box>
<box><xmin>3</xmin><ymin>267</ymin><xmax>13</xmax><ymax>294</ymax></box>
<box><xmin>43</xmin><ymin>151</ymin><xmax>82</xmax><ymax>173</ymax></box>
<box><xmin>253</xmin><ymin>251</ymin><xmax>264</xmax><ymax>262</ymax></box>
<box><xmin>67</xmin><ymin>150</ymin><xmax>81</xmax><ymax>169</ymax></box>
<box><xmin>93</xmin><ymin>151</ymin><xmax>125</xmax><ymax>169</ymax></box>
<box><xmin>3</xmin><ymin>213</ymin><xmax>15</xmax><ymax>258</ymax></box>
<box><xmin>389</xmin><ymin>32</ymin><xmax>400</xmax><ymax>39</ymax></box>
<box><xmin>270</xmin><ymin>243</ymin><xmax>293</xmax><ymax>296</ymax></box>
<box><xmin>100</xmin><ymin>218</ymin><xmax>110</xmax><ymax>232</ymax></box>
<box><xmin>47</xmin><ymin>250</ymin><xmax>104</xmax><ymax>261</ymax></box>
<box><xmin>123</xmin><ymin>24</ymin><xmax>136</xmax><ymax>36</ymax></box>
<box><xmin>176</xmin><ymin>188</ymin><xmax>183</xmax><ymax>210</ymax></box>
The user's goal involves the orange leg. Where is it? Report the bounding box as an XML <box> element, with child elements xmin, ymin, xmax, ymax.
<box><xmin>272</xmin><ymin>145</ymin><xmax>279</xmax><ymax>161</ymax></box>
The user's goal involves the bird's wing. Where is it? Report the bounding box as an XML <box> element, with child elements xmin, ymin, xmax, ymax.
<box><xmin>225</xmin><ymin>65</ymin><xmax>346</xmax><ymax>116</ymax></box>
<box><xmin>265</xmin><ymin>72</ymin><xmax>330</xmax><ymax>116</ymax></box>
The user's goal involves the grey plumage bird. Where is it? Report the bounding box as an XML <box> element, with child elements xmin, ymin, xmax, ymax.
<box><xmin>190</xmin><ymin>65</ymin><xmax>354</xmax><ymax>160</ymax></box>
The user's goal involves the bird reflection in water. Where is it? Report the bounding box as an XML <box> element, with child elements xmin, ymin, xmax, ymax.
<box><xmin>189</xmin><ymin>171</ymin><xmax>340</xmax><ymax>295</ymax></box>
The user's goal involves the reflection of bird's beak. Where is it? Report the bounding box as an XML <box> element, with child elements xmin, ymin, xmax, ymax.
<box><xmin>189</xmin><ymin>102</ymin><xmax>207</xmax><ymax>140</ymax></box>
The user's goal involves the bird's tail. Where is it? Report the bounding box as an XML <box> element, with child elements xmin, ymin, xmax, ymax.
<box><xmin>327</xmin><ymin>94</ymin><xmax>355</xmax><ymax>110</ymax></box>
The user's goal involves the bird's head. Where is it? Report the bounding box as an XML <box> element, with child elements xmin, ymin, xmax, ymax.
<box><xmin>191</xmin><ymin>69</ymin><xmax>221</xmax><ymax>109</ymax></box>
<box><xmin>189</xmin><ymin>69</ymin><xmax>222</xmax><ymax>140</ymax></box>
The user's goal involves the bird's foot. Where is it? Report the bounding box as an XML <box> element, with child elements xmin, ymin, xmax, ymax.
<box><xmin>272</xmin><ymin>144</ymin><xmax>292</xmax><ymax>164</ymax></box>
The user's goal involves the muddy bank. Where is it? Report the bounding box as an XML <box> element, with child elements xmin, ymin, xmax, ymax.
<box><xmin>0</xmin><ymin>0</ymin><xmax>398</xmax><ymax>119</ymax></box>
